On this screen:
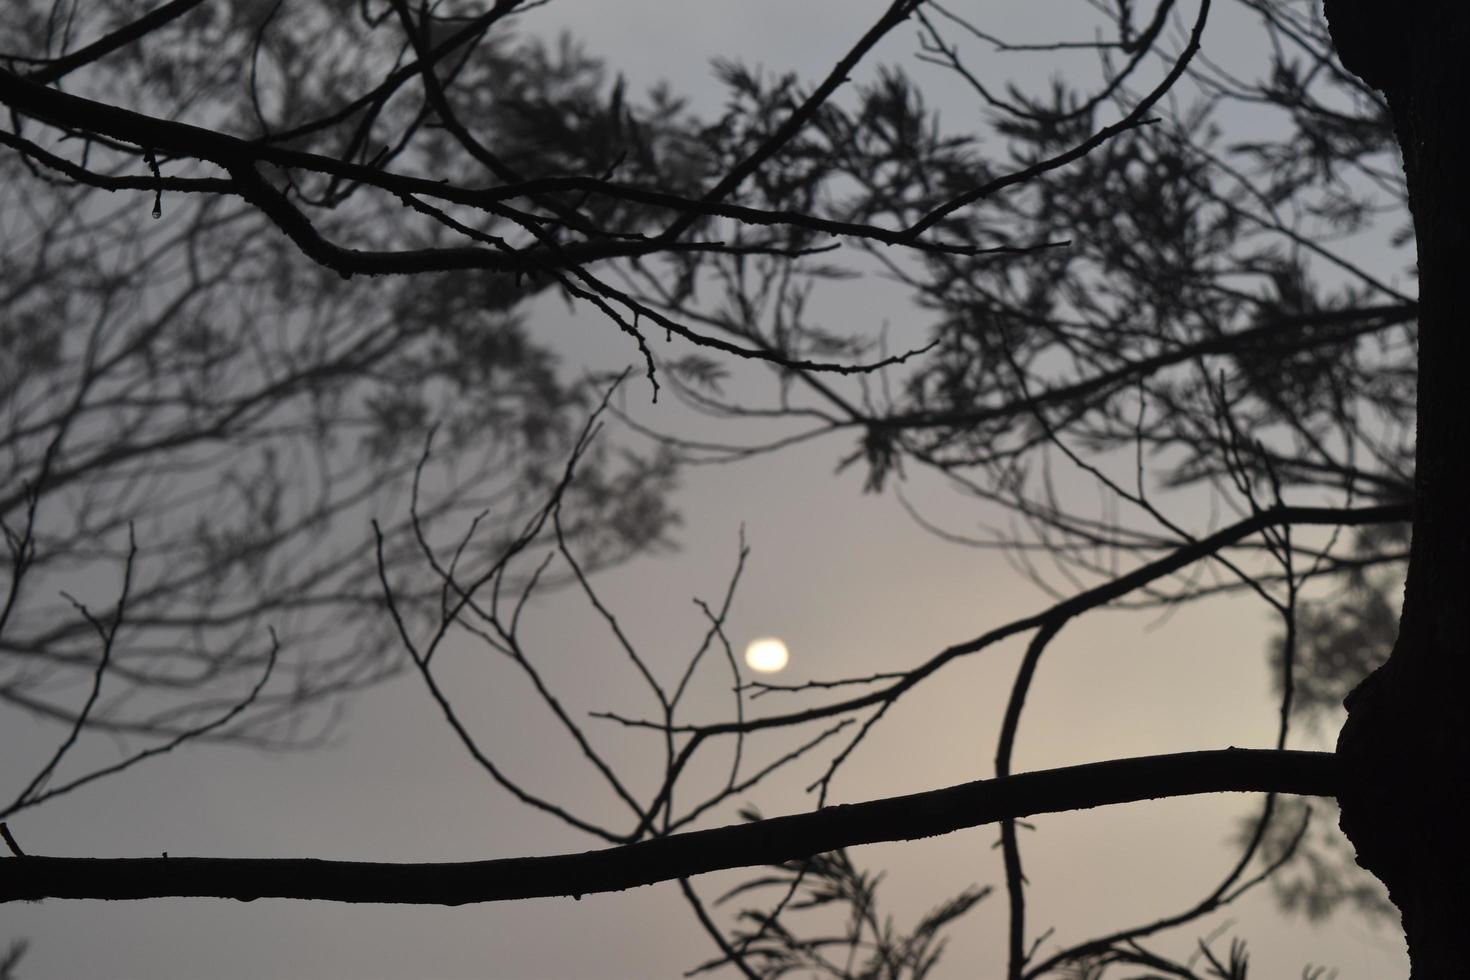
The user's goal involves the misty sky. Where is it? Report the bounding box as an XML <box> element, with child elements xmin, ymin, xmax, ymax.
<box><xmin>0</xmin><ymin>2</ymin><xmax>1412</xmax><ymax>977</ymax></box>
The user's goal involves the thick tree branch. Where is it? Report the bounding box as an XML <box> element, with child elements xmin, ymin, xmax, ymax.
<box><xmin>876</xmin><ymin>303</ymin><xmax>1416</xmax><ymax>431</ymax></box>
<box><xmin>19</xmin><ymin>0</ymin><xmax>210</xmax><ymax>85</ymax></box>
<box><xmin>0</xmin><ymin>749</ymin><xmax>1337</xmax><ymax>906</ymax></box>
<box><xmin>0</xmin><ymin>66</ymin><xmax>1053</xmax><ymax>266</ymax></box>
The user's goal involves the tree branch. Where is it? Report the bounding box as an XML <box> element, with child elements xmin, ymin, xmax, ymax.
<box><xmin>0</xmin><ymin>749</ymin><xmax>1337</xmax><ymax>905</ymax></box>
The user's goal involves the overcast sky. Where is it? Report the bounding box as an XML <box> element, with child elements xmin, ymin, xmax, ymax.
<box><xmin>0</xmin><ymin>2</ymin><xmax>1412</xmax><ymax>977</ymax></box>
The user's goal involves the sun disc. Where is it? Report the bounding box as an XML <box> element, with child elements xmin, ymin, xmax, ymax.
<box><xmin>744</xmin><ymin>638</ymin><xmax>790</xmax><ymax>673</ymax></box>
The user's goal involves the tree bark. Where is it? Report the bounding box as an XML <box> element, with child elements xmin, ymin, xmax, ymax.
<box><xmin>1326</xmin><ymin>4</ymin><xmax>1470</xmax><ymax>976</ymax></box>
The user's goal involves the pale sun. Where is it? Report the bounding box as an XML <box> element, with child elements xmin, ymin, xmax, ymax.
<box><xmin>743</xmin><ymin>637</ymin><xmax>790</xmax><ymax>673</ymax></box>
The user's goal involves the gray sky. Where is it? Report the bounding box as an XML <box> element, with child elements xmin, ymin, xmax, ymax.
<box><xmin>0</xmin><ymin>2</ymin><xmax>1412</xmax><ymax>977</ymax></box>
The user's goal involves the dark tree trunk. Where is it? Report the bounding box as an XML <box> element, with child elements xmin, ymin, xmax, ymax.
<box><xmin>1326</xmin><ymin>3</ymin><xmax>1470</xmax><ymax>976</ymax></box>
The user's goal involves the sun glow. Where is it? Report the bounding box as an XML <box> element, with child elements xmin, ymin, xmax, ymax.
<box><xmin>743</xmin><ymin>637</ymin><xmax>790</xmax><ymax>673</ymax></box>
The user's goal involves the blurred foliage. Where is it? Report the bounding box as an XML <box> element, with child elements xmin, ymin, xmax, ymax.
<box><xmin>0</xmin><ymin>6</ymin><xmax>685</xmax><ymax>749</ymax></box>
<box><xmin>692</xmin><ymin>808</ymin><xmax>990</xmax><ymax>980</ymax></box>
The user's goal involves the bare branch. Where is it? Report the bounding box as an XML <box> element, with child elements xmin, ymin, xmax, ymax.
<box><xmin>0</xmin><ymin>749</ymin><xmax>1337</xmax><ymax>905</ymax></box>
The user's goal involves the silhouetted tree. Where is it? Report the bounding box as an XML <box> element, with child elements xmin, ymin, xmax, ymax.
<box><xmin>0</xmin><ymin>1</ymin><xmax>1460</xmax><ymax>978</ymax></box>
<box><xmin>628</xmin><ymin>0</ymin><xmax>1416</xmax><ymax>947</ymax></box>
<box><xmin>0</xmin><ymin>0</ymin><xmax>678</xmax><ymax>817</ymax></box>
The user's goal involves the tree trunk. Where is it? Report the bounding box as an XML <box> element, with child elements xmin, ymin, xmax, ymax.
<box><xmin>1327</xmin><ymin>4</ymin><xmax>1470</xmax><ymax>976</ymax></box>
